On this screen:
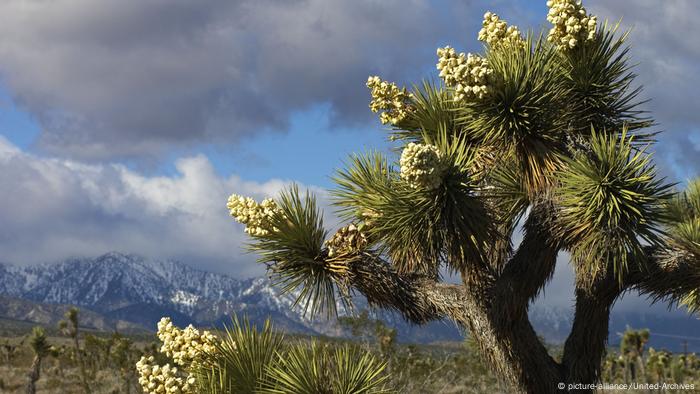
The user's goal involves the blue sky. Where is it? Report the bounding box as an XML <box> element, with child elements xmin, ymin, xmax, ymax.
<box><xmin>0</xmin><ymin>0</ymin><xmax>699</xmax><ymax>321</ymax></box>
<box><xmin>0</xmin><ymin>1</ymin><xmax>550</xmax><ymax>187</ymax></box>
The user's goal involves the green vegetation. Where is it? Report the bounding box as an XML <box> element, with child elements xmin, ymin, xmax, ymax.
<box><xmin>0</xmin><ymin>308</ymin><xmax>157</xmax><ymax>393</ymax></box>
<box><xmin>1</xmin><ymin>311</ymin><xmax>699</xmax><ymax>393</ymax></box>
<box><xmin>225</xmin><ymin>0</ymin><xmax>700</xmax><ymax>391</ymax></box>
<box><xmin>26</xmin><ymin>326</ymin><xmax>51</xmax><ymax>394</ymax></box>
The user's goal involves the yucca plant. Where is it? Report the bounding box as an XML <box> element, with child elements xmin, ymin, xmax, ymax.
<box><xmin>58</xmin><ymin>307</ymin><xmax>91</xmax><ymax>394</ymax></box>
<box><xmin>262</xmin><ymin>342</ymin><xmax>391</xmax><ymax>394</ymax></box>
<box><xmin>225</xmin><ymin>1</ymin><xmax>700</xmax><ymax>393</ymax></box>
<box><xmin>191</xmin><ymin>317</ymin><xmax>391</xmax><ymax>394</ymax></box>
<box><xmin>194</xmin><ymin>316</ymin><xmax>283</xmax><ymax>393</ymax></box>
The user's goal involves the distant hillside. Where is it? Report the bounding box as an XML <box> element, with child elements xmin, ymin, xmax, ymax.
<box><xmin>0</xmin><ymin>252</ymin><xmax>462</xmax><ymax>343</ymax></box>
<box><xmin>1</xmin><ymin>252</ymin><xmax>698</xmax><ymax>351</ymax></box>
<box><xmin>0</xmin><ymin>295</ymin><xmax>146</xmax><ymax>334</ymax></box>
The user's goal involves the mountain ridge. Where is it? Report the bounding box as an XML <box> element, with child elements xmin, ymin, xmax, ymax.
<box><xmin>1</xmin><ymin>252</ymin><xmax>699</xmax><ymax>351</ymax></box>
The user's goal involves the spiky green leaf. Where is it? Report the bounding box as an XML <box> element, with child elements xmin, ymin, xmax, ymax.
<box><xmin>555</xmin><ymin>128</ymin><xmax>673</xmax><ymax>280</ymax></box>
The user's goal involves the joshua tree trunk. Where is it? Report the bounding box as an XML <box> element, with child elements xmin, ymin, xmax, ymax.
<box><xmin>339</xmin><ymin>205</ymin><xmax>699</xmax><ymax>393</ymax></box>
<box><xmin>73</xmin><ymin>335</ymin><xmax>92</xmax><ymax>394</ymax></box>
<box><xmin>26</xmin><ymin>355</ymin><xmax>42</xmax><ymax>394</ymax></box>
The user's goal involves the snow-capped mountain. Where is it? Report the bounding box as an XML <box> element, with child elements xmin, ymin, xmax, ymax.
<box><xmin>0</xmin><ymin>252</ymin><xmax>461</xmax><ymax>341</ymax></box>
<box><xmin>1</xmin><ymin>252</ymin><xmax>698</xmax><ymax>350</ymax></box>
<box><xmin>0</xmin><ymin>252</ymin><xmax>326</xmax><ymax>334</ymax></box>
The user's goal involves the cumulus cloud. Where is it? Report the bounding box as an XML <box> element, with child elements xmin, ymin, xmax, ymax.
<box><xmin>0</xmin><ymin>136</ymin><xmax>332</xmax><ymax>277</ymax></box>
<box><xmin>0</xmin><ymin>0</ymin><xmax>475</xmax><ymax>160</ymax></box>
<box><xmin>1</xmin><ymin>0</ymin><xmax>696</xmax><ymax>182</ymax></box>
<box><xmin>587</xmin><ymin>0</ymin><xmax>700</xmax><ymax>180</ymax></box>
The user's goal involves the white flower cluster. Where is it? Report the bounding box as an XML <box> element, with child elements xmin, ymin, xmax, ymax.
<box><xmin>436</xmin><ymin>47</ymin><xmax>492</xmax><ymax>101</ymax></box>
<box><xmin>366</xmin><ymin>76</ymin><xmax>412</xmax><ymax>125</ymax></box>
<box><xmin>157</xmin><ymin>317</ymin><xmax>217</xmax><ymax>366</ymax></box>
<box><xmin>136</xmin><ymin>356</ymin><xmax>195</xmax><ymax>394</ymax></box>
<box><xmin>478</xmin><ymin>12</ymin><xmax>524</xmax><ymax>49</ymax></box>
<box><xmin>135</xmin><ymin>317</ymin><xmax>218</xmax><ymax>394</ymax></box>
<box><xmin>227</xmin><ymin>195</ymin><xmax>280</xmax><ymax>236</ymax></box>
<box><xmin>325</xmin><ymin>223</ymin><xmax>367</xmax><ymax>258</ymax></box>
<box><xmin>546</xmin><ymin>0</ymin><xmax>597</xmax><ymax>50</ymax></box>
<box><xmin>400</xmin><ymin>143</ymin><xmax>445</xmax><ymax>190</ymax></box>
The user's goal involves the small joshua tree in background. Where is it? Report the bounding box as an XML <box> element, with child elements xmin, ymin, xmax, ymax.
<box><xmin>26</xmin><ymin>326</ymin><xmax>51</xmax><ymax>394</ymax></box>
<box><xmin>58</xmin><ymin>307</ymin><xmax>91</xmax><ymax>394</ymax></box>
<box><xmin>339</xmin><ymin>310</ymin><xmax>397</xmax><ymax>359</ymax></box>
<box><xmin>1</xmin><ymin>336</ymin><xmax>25</xmax><ymax>365</ymax></box>
<box><xmin>619</xmin><ymin>328</ymin><xmax>649</xmax><ymax>381</ymax></box>
<box><xmin>110</xmin><ymin>332</ymin><xmax>139</xmax><ymax>393</ymax></box>
<box><xmin>226</xmin><ymin>1</ymin><xmax>700</xmax><ymax>392</ymax></box>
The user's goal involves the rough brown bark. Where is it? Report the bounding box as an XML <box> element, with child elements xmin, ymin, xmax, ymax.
<box><xmin>561</xmin><ymin>267</ymin><xmax>622</xmax><ymax>388</ymax></box>
<box><xmin>348</xmin><ymin>254</ymin><xmax>562</xmax><ymax>393</ymax></box>
<box><xmin>25</xmin><ymin>355</ymin><xmax>42</xmax><ymax>394</ymax></box>
<box><xmin>342</xmin><ymin>210</ymin><xmax>700</xmax><ymax>393</ymax></box>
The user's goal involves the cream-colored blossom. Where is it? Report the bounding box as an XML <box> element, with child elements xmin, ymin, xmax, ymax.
<box><xmin>325</xmin><ymin>223</ymin><xmax>368</xmax><ymax>258</ymax></box>
<box><xmin>136</xmin><ymin>318</ymin><xmax>221</xmax><ymax>394</ymax></box>
<box><xmin>478</xmin><ymin>12</ymin><xmax>525</xmax><ymax>49</ymax></box>
<box><xmin>366</xmin><ymin>76</ymin><xmax>412</xmax><ymax>125</ymax></box>
<box><xmin>360</xmin><ymin>209</ymin><xmax>382</xmax><ymax>227</ymax></box>
<box><xmin>436</xmin><ymin>47</ymin><xmax>492</xmax><ymax>102</ymax></box>
<box><xmin>136</xmin><ymin>355</ymin><xmax>195</xmax><ymax>394</ymax></box>
<box><xmin>546</xmin><ymin>0</ymin><xmax>597</xmax><ymax>50</ymax></box>
<box><xmin>157</xmin><ymin>317</ymin><xmax>217</xmax><ymax>366</ymax></box>
<box><xmin>400</xmin><ymin>143</ymin><xmax>445</xmax><ymax>190</ymax></box>
<box><xmin>227</xmin><ymin>195</ymin><xmax>280</xmax><ymax>236</ymax></box>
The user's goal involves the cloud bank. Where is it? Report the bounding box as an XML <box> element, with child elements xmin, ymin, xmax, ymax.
<box><xmin>588</xmin><ymin>0</ymin><xmax>700</xmax><ymax>180</ymax></box>
<box><xmin>0</xmin><ymin>136</ymin><xmax>326</xmax><ymax>277</ymax></box>
<box><xmin>0</xmin><ymin>0</ymin><xmax>697</xmax><ymax>179</ymax></box>
<box><xmin>0</xmin><ymin>0</ymin><xmax>464</xmax><ymax>160</ymax></box>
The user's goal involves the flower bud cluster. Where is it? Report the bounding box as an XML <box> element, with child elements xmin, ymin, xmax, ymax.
<box><xmin>436</xmin><ymin>47</ymin><xmax>492</xmax><ymax>101</ymax></box>
<box><xmin>135</xmin><ymin>318</ymin><xmax>219</xmax><ymax>394</ymax></box>
<box><xmin>360</xmin><ymin>209</ymin><xmax>382</xmax><ymax>227</ymax></box>
<box><xmin>325</xmin><ymin>224</ymin><xmax>368</xmax><ymax>258</ymax></box>
<box><xmin>157</xmin><ymin>317</ymin><xmax>217</xmax><ymax>366</ymax></box>
<box><xmin>400</xmin><ymin>143</ymin><xmax>445</xmax><ymax>190</ymax></box>
<box><xmin>478</xmin><ymin>12</ymin><xmax>524</xmax><ymax>49</ymax></box>
<box><xmin>366</xmin><ymin>76</ymin><xmax>412</xmax><ymax>125</ymax></box>
<box><xmin>546</xmin><ymin>0</ymin><xmax>597</xmax><ymax>50</ymax></box>
<box><xmin>136</xmin><ymin>356</ymin><xmax>196</xmax><ymax>394</ymax></box>
<box><xmin>227</xmin><ymin>195</ymin><xmax>280</xmax><ymax>236</ymax></box>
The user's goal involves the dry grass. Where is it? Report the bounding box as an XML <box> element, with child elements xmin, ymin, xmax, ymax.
<box><xmin>0</xmin><ymin>335</ymin><xmax>142</xmax><ymax>394</ymax></box>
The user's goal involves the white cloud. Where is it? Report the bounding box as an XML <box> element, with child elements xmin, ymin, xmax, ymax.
<box><xmin>0</xmin><ymin>137</ymin><xmax>328</xmax><ymax>277</ymax></box>
<box><xmin>0</xmin><ymin>0</ymin><xmax>461</xmax><ymax>160</ymax></box>
<box><xmin>587</xmin><ymin>0</ymin><xmax>700</xmax><ymax>180</ymax></box>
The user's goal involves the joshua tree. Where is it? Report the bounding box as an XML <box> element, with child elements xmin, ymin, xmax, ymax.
<box><xmin>58</xmin><ymin>307</ymin><xmax>91</xmax><ymax>394</ymax></box>
<box><xmin>619</xmin><ymin>327</ymin><xmax>649</xmax><ymax>381</ymax></box>
<box><xmin>110</xmin><ymin>333</ymin><xmax>138</xmax><ymax>393</ymax></box>
<box><xmin>26</xmin><ymin>327</ymin><xmax>51</xmax><ymax>394</ymax></box>
<box><xmin>1</xmin><ymin>336</ymin><xmax>25</xmax><ymax>365</ymax></box>
<box><xmin>227</xmin><ymin>1</ymin><xmax>700</xmax><ymax>392</ymax></box>
<box><xmin>645</xmin><ymin>347</ymin><xmax>671</xmax><ymax>383</ymax></box>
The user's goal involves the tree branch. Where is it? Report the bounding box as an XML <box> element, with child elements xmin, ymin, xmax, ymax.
<box><xmin>561</xmin><ymin>266</ymin><xmax>624</xmax><ymax>386</ymax></box>
<box><xmin>493</xmin><ymin>201</ymin><xmax>561</xmax><ymax>319</ymax></box>
<box><xmin>345</xmin><ymin>252</ymin><xmax>469</xmax><ymax>325</ymax></box>
<box><xmin>344</xmin><ymin>251</ymin><xmax>563</xmax><ymax>393</ymax></box>
<box><xmin>560</xmin><ymin>247</ymin><xmax>700</xmax><ymax>389</ymax></box>
<box><xmin>627</xmin><ymin>247</ymin><xmax>700</xmax><ymax>305</ymax></box>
